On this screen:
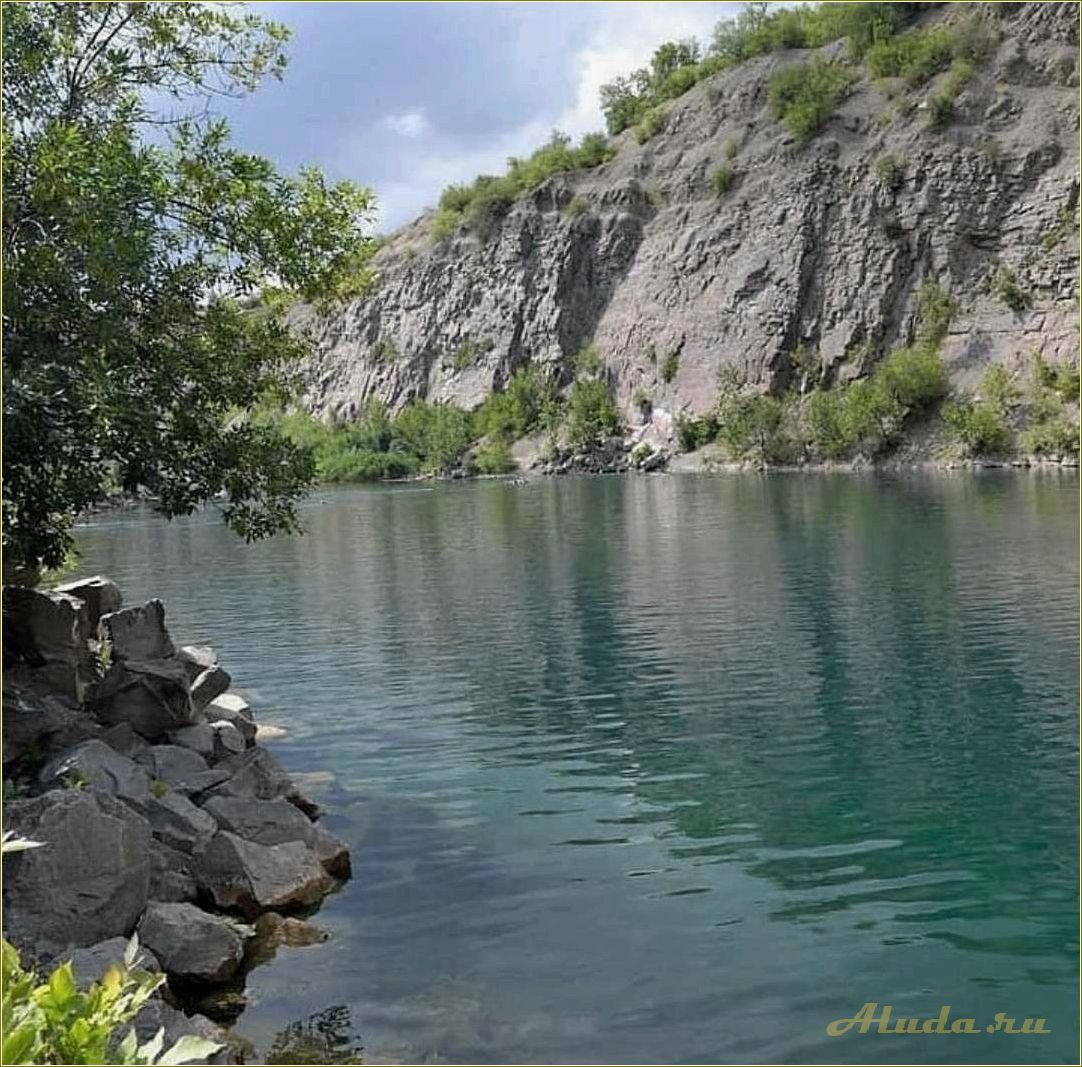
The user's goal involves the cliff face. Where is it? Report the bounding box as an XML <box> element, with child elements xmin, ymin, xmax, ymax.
<box><xmin>292</xmin><ymin>2</ymin><xmax>1079</xmax><ymax>431</ymax></box>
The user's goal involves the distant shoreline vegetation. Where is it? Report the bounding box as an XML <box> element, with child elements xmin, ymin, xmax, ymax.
<box><xmin>423</xmin><ymin>1</ymin><xmax>996</xmax><ymax>242</ymax></box>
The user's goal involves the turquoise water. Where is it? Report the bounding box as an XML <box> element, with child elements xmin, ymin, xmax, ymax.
<box><xmin>74</xmin><ymin>473</ymin><xmax>1079</xmax><ymax>1064</ymax></box>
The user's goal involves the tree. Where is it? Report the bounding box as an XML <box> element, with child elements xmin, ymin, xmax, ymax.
<box><xmin>2</xmin><ymin>3</ymin><xmax>377</xmax><ymax>575</ymax></box>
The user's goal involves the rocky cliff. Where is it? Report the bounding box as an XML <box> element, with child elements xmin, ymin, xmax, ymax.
<box><xmin>292</xmin><ymin>2</ymin><xmax>1079</xmax><ymax>438</ymax></box>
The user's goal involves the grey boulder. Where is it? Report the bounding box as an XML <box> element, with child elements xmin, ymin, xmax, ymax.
<box><xmin>39</xmin><ymin>739</ymin><xmax>152</xmax><ymax>809</ymax></box>
<box><xmin>149</xmin><ymin>840</ymin><xmax>198</xmax><ymax>903</ymax></box>
<box><xmin>100</xmin><ymin>721</ymin><xmax>150</xmax><ymax>760</ymax></box>
<box><xmin>137</xmin><ymin>902</ymin><xmax>247</xmax><ymax>984</ymax></box>
<box><xmin>169</xmin><ymin>722</ymin><xmax>215</xmax><ymax>759</ymax></box>
<box><xmin>53</xmin><ymin>576</ymin><xmax>123</xmax><ymax>631</ymax></box>
<box><xmin>192</xmin><ymin>832</ymin><xmax>334</xmax><ymax>917</ymax></box>
<box><xmin>205</xmin><ymin>693</ymin><xmax>256</xmax><ymax>746</ymax></box>
<box><xmin>99</xmin><ymin>600</ymin><xmax>175</xmax><ymax>663</ymax></box>
<box><xmin>145</xmin><ymin>791</ymin><xmax>218</xmax><ymax>854</ymax></box>
<box><xmin>3</xmin><ymin>790</ymin><xmax>151</xmax><ymax>955</ymax></box>
<box><xmin>202</xmin><ymin>796</ymin><xmax>350</xmax><ymax>878</ymax></box>
<box><xmin>94</xmin><ymin>658</ymin><xmax>194</xmax><ymax>740</ymax></box>
<box><xmin>2</xmin><ymin>681</ymin><xmax>99</xmax><ymax>770</ymax></box>
<box><xmin>179</xmin><ymin>646</ymin><xmax>232</xmax><ymax>712</ymax></box>
<box><xmin>201</xmin><ymin>747</ymin><xmax>293</xmax><ymax>804</ymax></box>
<box><xmin>136</xmin><ymin>744</ymin><xmax>209</xmax><ymax>787</ymax></box>
<box><xmin>207</xmin><ymin>721</ymin><xmax>246</xmax><ymax>761</ymax></box>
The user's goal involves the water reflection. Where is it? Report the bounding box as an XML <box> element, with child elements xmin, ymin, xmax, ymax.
<box><xmin>264</xmin><ymin>1005</ymin><xmax>364</xmax><ymax>1065</ymax></box>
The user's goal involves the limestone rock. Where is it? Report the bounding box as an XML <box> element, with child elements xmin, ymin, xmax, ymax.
<box><xmin>136</xmin><ymin>744</ymin><xmax>210</xmax><ymax>787</ymax></box>
<box><xmin>179</xmin><ymin>646</ymin><xmax>232</xmax><ymax>712</ymax></box>
<box><xmin>170</xmin><ymin>722</ymin><xmax>216</xmax><ymax>759</ymax></box>
<box><xmin>137</xmin><ymin>902</ymin><xmax>247</xmax><ymax>984</ymax></box>
<box><xmin>192</xmin><ymin>832</ymin><xmax>335</xmax><ymax>917</ymax></box>
<box><xmin>99</xmin><ymin>600</ymin><xmax>175</xmax><ymax>663</ymax></box>
<box><xmin>145</xmin><ymin>790</ymin><xmax>218</xmax><ymax>854</ymax></box>
<box><xmin>39</xmin><ymin>739</ymin><xmax>152</xmax><ymax>809</ymax></box>
<box><xmin>2</xmin><ymin>681</ymin><xmax>99</xmax><ymax>770</ymax></box>
<box><xmin>2</xmin><ymin>586</ymin><xmax>97</xmax><ymax>703</ymax></box>
<box><xmin>3</xmin><ymin>790</ymin><xmax>151</xmax><ymax>955</ymax></box>
<box><xmin>52</xmin><ymin>576</ymin><xmax>123</xmax><ymax>631</ymax></box>
<box><xmin>149</xmin><ymin>840</ymin><xmax>198</xmax><ymax>903</ymax></box>
<box><xmin>94</xmin><ymin>658</ymin><xmax>194</xmax><ymax>739</ymax></box>
<box><xmin>202</xmin><ymin>795</ymin><xmax>351</xmax><ymax>877</ymax></box>
<box><xmin>205</xmin><ymin>693</ymin><xmax>257</xmax><ymax>746</ymax></box>
<box><xmin>100</xmin><ymin>722</ymin><xmax>150</xmax><ymax>760</ymax></box>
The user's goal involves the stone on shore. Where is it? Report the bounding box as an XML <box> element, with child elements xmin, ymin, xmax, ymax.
<box><xmin>179</xmin><ymin>646</ymin><xmax>232</xmax><ymax>712</ymax></box>
<box><xmin>208</xmin><ymin>721</ymin><xmax>246</xmax><ymax>760</ymax></box>
<box><xmin>2</xmin><ymin>681</ymin><xmax>99</xmax><ymax>770</ymax></box>
<box><xmin>170</xmin><ymin>722</ymin><xmax>216</xmax><ymax>759</ymax></box>
<box><xmin>145</xmin><ymin>790</ymin><xmax>218</xmax><ymax>854</ymax></box>
<box><xmin>149</xmin><ymin>840</ymin><xmax>199</xmax><ymax>904</ymax></box>
<box><xmin>99</xmin><ymin>600</ymin><xmax>175</xmax><ymax>662</ymax></box>
<box><xmin>201</xmin><ymin>747</ymin><xmax>293</xmax><ymax>804</ymax></box>
<box><xmin>100</xmin><ymin>721</ymin><xmax>150</xmax><ymax>760</ymax></box>
<box><xmin>39</xmin><ymin>739</ymin><xmax>152</xmax><ymax>809</ymax></box>
<box><xmin>193</xmin><ymin>832</ymin><xmax>334</xmax><ymax>917</ymax></box>
<box><xmin>202</xmin><ymin>795</ymin><xmax>351</xmax><ymax>877</ymax></box>
<box><xmin>136</xmin><ymin>744</ymin><xmax>210</xmax><ymax>787</ymax></box>
<box><xmin>205</xmin><ymin>693</ymin><xmax>257</xmax><ymax>746</ymax></box>
<box><xmin>52</xmin><ymin>576</ymin><xmax>123</xmax><ymax>631</ymax></box>
<box><xmin>2</xmin><ymin>586</ymin><xmax>97</xmax><ymax>703</ymax></box>
<box><xmin>2</xmin><ymin>790</ymin><xmax>151</xmax><ymax>956</ymax></box>
<box><xmin>137</xmin><ymin>902</ymin><xmax>248</xmax><ymax>984</ymax></box>
<box><xmin>94</xmin><ymin>658</ymin><xmax>195</xmax><ymax>739</ymax></box>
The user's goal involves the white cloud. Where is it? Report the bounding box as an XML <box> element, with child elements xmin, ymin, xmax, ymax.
<box><xmin>362</xmin><ymin>2</ymin><xmax>742</xmax><ymax>229</ymax></box>
<box><xmin>380</xmin><ymin>108</ymin><xmax>430</xmax><ymax>139</ymax></box>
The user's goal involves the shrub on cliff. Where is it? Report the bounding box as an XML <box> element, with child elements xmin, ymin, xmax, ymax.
<box><xmin>943</xmin><ymin>400</ymin><xmax>1011</xmax><ymax>456</ymax></box>
<box><xmin>767</xmin><ymin>59</ymin><xmax>854</xmax><ymax>142</ymax></box>
<box><xmin>2</xmin><ymin>3</ymin><xmax>376</xmax><ymax>575</ymax></box>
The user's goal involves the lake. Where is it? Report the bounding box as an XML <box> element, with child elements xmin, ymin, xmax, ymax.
<box><xmin>73</xmin><ymin>472</ymin><xmax>1079</xmax><ymax>1064</ymax></box>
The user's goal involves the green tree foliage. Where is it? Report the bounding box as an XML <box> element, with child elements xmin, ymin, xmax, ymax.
<box><xmin>3</xmin><ymin>3</ymin><xmax>376</xmax><ymax>573</ymax></box>
<box><xmin>943</xmin><ymin>400</ymin><xmax>1010</xmax><ymax>456</ymax></box>
<box><xmin>477</xmin><ymin>366</ymin><xmax>559</xmax><ymax>441</ymax></box>
<box><xmin>674</xmin><ymin>414</ymin><xmax>720</xmax><ymax>453</ymax></box>
<box><xmin>865</xmin><ymin>17</ymin><xmax>991</xmax><ymax>86</ymax></box>
<box><xmin>567</xmin><ymin>380</ymin><xmax>620</xmax><ymax>446</ymax></box>
<box><xmin>2</xmin><ymin>937</ymin><xmax>219</xmax><ymax>1065</ymax></box>
<box><xmin>716</xmin><ymin>393</ymin><xmax>793</xmax><ymax>462</ymax></box>
<box><xmin>472</xmin><ymin>439</ymin><xmax>516</xmax><ymax>475</ymax></box>
<box><xmin>767</xmin><ymin>59</ymin><xmax>854</xmax><ymax>142</ymax></box>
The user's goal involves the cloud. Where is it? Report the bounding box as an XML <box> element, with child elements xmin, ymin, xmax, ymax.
<box><xmin>367</xmin><ymin>2</ymin><xmax>739</xmax><ymax>229</ymax></box>
<box><xmin>380</xmin><ymin>108</ymin><xmax>430</xmax><ymax>139</ymax></box>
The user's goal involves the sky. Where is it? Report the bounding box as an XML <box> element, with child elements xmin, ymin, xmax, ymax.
<box><xmin>215</xmin><ymin>2</ymin><xmax>745</xmax><ymax>231</ymax></box>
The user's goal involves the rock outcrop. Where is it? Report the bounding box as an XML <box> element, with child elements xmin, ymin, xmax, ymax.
<box><xmin>290</xmin><ymin>2</ymin><xmax>1078</xmax><ymax>448</ymax></box>
<box><xmin>1</xmin><ymin>577</ymin><xmax>350</xmax><ymax>1047</ymax></box>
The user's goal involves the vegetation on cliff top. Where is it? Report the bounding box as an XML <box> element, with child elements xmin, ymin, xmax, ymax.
<box><xmin>2</xmin><ymin>2</ymin><xmax>375</xmax><ymax>574</ymax></box>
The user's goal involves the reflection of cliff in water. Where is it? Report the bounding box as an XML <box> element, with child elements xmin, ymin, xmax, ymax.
<box><xmin>355</xmin><ymin>475</ymin><xmax>1079</xmax><ymax>941</ymax></box>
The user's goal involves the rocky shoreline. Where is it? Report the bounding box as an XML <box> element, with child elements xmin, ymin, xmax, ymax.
<box><xmin>2</xmin><ymin>577</ymin><xmax>349</xmax><ymax>1063</ymax></box>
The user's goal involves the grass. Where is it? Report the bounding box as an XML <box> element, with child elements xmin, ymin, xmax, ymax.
<box><xmin>767</xmin><ymin>59</ymin><xmax>854</xmax><ymax>143</ymax></box>
<box><xmin>710</xmin><ymin>164</ymin><xmax>736</xmax><ymax>196</ymax></box>
<box><xmin>874</xmin><ymin>153</ymin><xmax>904</xmax><ymax>191</ymax></box>
<box><xmin>370</xmin><ymin>337</ymin><xmax>398</xmax><ymax>363</ymax></box>
<box><xmin>563</xmin><ymin>195</ymin><xmax>590</xmax><ymax>218</ymax></box>
<box><xmin>635</xmin><ymin>105</ymin><xmax>668</xmax><ymax>144</ymax></box>
<box><xmin>660</xmin><ymin>350</ymin><xmax>680</xmax><ymax>384</ymax></box>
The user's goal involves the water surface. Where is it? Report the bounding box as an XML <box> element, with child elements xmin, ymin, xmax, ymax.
<box><xmin>74</xmin><ymin>473</ymin><xmax>1079</xmax><ymax>1064</ymax></box>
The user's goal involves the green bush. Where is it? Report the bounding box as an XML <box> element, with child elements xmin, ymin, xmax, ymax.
<box><xmin>1</xmin><ymin>937</ymin><xmax>219</xmax><ymax>1065</ymax></box>
<box><xmin>574</xmin><ymin>342</ymin><xmax>604</xmax><ymax>377</ymax></box>
<box><xmin>943</xmin><ymin>400</ymin><xmax>1011</xmax><ymax>456</ymax></box>
<box><xmin>926</xmin><ymin>58</ymin><xmax>974</xmax><ymax>128</ymax></box>
<box><xmin>635</xmin><ymin>105</ymin><xmax>668</xmax><ymax>144</ymax></box>
<box><xmin>563</xmin><ymin>196</ymin><xmax>589</xmax><ymax>218</ymax></box>
<box><xmin>452</xmin><ymin>340</ymin><xmax>476</xmax><ymax>372</ymax></box>
<box><xmin>874</xmin><ymin>153</ymin><xmax>905</xmax><ymax>190</ymax></box>
<box><xmin>866</xmin><ymin>19</ymin><xmax>988</xmax><ymax>87</ymax></box>
<box><xmin>981</xmin><ymin>365</ymin><xmax>1020</xmax><ymax>410</ymax></box>
<box><xmin>370</xmin><ymin>337</ymin><xmax>398</xmax><ymax>363</ymax></box>
<box><xmin>1030</xmin><ymin>353</ymin><xmax>1080</xmax><ymax>403</ymax></box>
<box><xmin>472</xmin><ymin>439</ymin><xmax>516</xmax><ymax>475</ymax></box>
<box><xmin>477</xmin><ymin>366</ymin><xmax>559</xmax><ymax>441</ymax></box>
<box><xmin>767</xmin><ymin>60</ymin><xmax>854</xmax><ymax>143</ymax></box>
<box><xmin>660</xmin><ymin>350</ymin><xmax>680</xmax><ymax>383</ymax></box>
<box><xmin>876</xmin><ymin>344</ymin><xmax>948</xmax><ymax>410</ymax></box>
<box><xmin>567</xmin><ymin>379</ymin><xmax>620</xmax><ymax>445</ymax></box>
<box><xmin>723</xmin><ymin>136</ymin><xmax>740</xmax><ymax>160</ymax></box>
<box><xmin>716</xmin><ymin>393</ymin><xmax>793</xmax><ymax>462</ymax></box>
<box><xmin>675</xmin><ymin>414</ymin><xmax>719</xmax><ymax>452</ymax></box>
<box><xmin>991</xmin><ymin>266</ymin><xmax>1029</xmax><ymax>312</ymax></box>
<box><xmin>391</xmin><ymin>401</ymin><xmax>475</xmax><ymax>474</ymax></box>
<box><xmin>430</xmin><ymin>131</ymin><xmax>614</xmax><ymax>239</ymax></box>
<box><xmin>710</xmin><ymin>164</ymin><xmax>736</xmax><ymax>196</ymax></box>
<box><xmin>805</xmin><ymin>389</ymin><xmax>849</xmax><ymax>458</ymax></box>
<box><xmin>915</xmin><ymin>281</ymin><xmax>957</xmax><ymax>344</ymax></box>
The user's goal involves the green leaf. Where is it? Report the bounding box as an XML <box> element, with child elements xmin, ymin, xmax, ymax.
<box><xmin>155</xmin><ymin>1034</ymin><xmax>223</xmax><ymax>1065</ymax></box>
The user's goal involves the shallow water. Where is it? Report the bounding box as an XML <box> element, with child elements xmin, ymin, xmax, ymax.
<box><xmin>74</xmin><ymin>472</ymin><xmax>1079</xmax><ymax>1064</ymax></box>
